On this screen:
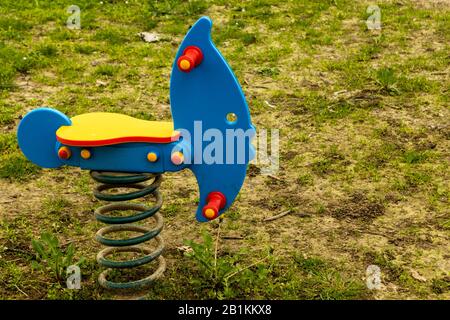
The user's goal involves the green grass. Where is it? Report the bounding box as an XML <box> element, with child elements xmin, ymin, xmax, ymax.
<box><xmin>293</xmin><ymin>255</ymin><xmax>367</xmax><ymax>300</ymax></box>
<box><xmin>0</xmin><ymin>132</ymin><xmax>16</xmax><ymax>153</ymax></box>
<box><xmin>143</xmin><ymin>230</ymin><xmax>368</xmax><ymax>300</ymax></box>
<box><xmin>0</xmin><ymin>153</ymin><xmax>41</xmax><ymax>181</ymax></box>
<box><xmin>94</xmin><ymin>64</ymin><xmax>120</xmax><ymax>77</ymax></box>
<box><xmin>73</xmin><ymin>44</ymin><xmax>96</xmax><ymax>55</ymax></box>
<box><xmin>0</xmin><ymin>132</ymin><xmax>41</xmax><ymax>181</ymax></box>
<box><xmin>93</xmin><ymin>29</ymin><xmax>129</xmax><ymax>45</ymax></box>
<box><xmin>402</xmin><ymin>150</ymin><xmax>429</xmax><ymax>164</ymax></box>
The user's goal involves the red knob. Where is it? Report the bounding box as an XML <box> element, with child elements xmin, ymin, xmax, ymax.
<box><xmin>202</xmin><ymin>192</ymin><xmax>226</xmax><ymax>220</ymax></box>
<box><xmin>177</xmin><ymin>46</ymin><xmax>203</xmax><ymax>73</ymax></box>
<box><xmin>58</xmin><ymin>146</ymin><xmax>71</xmax><ymax>160</ymax></box>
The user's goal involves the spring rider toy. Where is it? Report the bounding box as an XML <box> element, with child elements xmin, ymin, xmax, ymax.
<box><xmin>17</xmin><ymin>17</ymin><xmax>255</xmax><ymax>291</ymax></box>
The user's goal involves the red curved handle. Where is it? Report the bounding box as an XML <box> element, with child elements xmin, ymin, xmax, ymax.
<box><xmin>177</xmin><ymin>46</ymin><xmax>203</xmax><ymax>73</ymax></box>
<box><xmin>202</xmin><ymin>192</ymin><xmax>226</xmax><ymax>220</ymax></box>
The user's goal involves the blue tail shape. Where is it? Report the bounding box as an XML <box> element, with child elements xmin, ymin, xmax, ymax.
<box><xmin>170</xmin><ymin>17</ymin><xmax>256</xmax><ymax>222</ymax></box>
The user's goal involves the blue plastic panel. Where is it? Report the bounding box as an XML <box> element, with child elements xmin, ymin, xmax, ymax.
<box><xmin>170</xmin><ymin>17</ymin><xmax>256</xmax><ymax>222</ymax></box>
<box><xmin>17</xmin><ymin>108</ymin><xmax>71</xmax><ymax>168</ymax></box>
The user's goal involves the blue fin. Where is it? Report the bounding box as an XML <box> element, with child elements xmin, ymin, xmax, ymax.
<box><xmin>170</xmin><ymin>17</ymin><xmax>255</xmax><ymax>222</ymax></box>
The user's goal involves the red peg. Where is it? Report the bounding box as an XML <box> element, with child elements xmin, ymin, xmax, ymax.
<box><xmin>177</xmin><ymin>46</ymin><xmax>203</xmax><ymax>72</ymax></box>
<box><xmin>202</xmin><ymin>192</ymin><xmax>226</xmax><ymax>220</ymax></box>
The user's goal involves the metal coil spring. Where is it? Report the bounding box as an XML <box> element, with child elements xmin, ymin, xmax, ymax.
<box><xmin>90</xmin><ymin>171</ymin><xmax>166</xmax><ymax>291</ymax></box>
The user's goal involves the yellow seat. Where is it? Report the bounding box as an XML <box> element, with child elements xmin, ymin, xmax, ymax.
<box><xmin>56</xmin><ymin>112</ymin><xmax>180</xmax><ymax>146</ymax></box>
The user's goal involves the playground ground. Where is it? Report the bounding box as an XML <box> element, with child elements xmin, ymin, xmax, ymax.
<box><xmin>0</xmin><ymin>0</ymin><xmax>449</xmax><ymax>299</ymax></box>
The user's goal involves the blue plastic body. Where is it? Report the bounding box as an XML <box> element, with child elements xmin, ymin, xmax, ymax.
<box><xmin>54</xmin><ymin>140</ymin><xmax>190</xmax><ymax>173</ymax></box>
<box><xmin>16</xmin><ymin>16</ymin><xmax>255</xmax><ymax>222</ymax></box>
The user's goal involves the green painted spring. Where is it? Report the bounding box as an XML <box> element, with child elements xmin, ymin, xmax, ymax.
<box><xmin>90</xmin><ymin>171</ymin><xmax>166</xmax><ymax>291</ymax></box>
